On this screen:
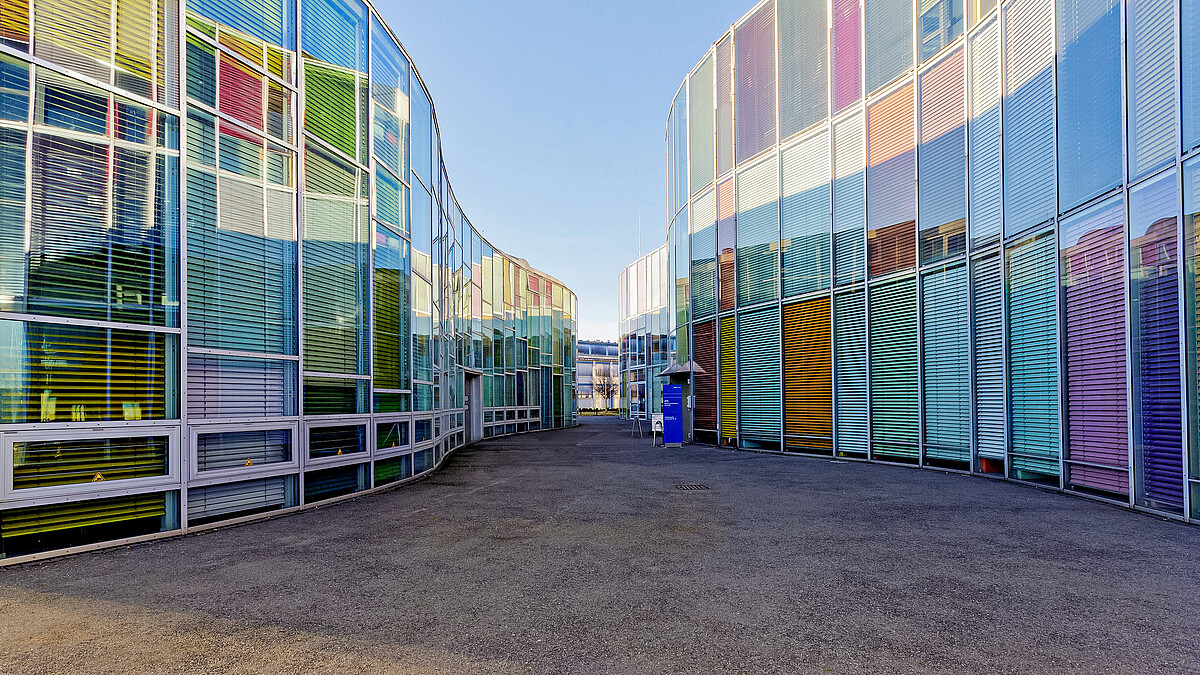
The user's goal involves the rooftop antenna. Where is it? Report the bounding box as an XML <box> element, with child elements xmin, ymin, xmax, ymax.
<box><xmin>638</xmin><ymin>209</ymin><xmax>642</xmax><ymax>257</ymax></box>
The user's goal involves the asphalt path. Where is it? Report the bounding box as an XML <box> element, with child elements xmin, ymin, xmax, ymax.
<box><xmin>1</xmin><ymin>416</ymin><xmax>1197</xmax><ymax>674</ymax></box>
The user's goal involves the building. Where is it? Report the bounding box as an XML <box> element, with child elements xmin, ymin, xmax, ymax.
<box><xmin>638</xmin><ymin>0</ymin><xmax>1200</xmax><ymax>522</ymax></box>
<box><xmin>0</xmin><ymin>0</ymin><xmax>577</xmax><ymax>561</ymax></box>
<box><xmin>576</xmin><ymin>340</ymin><xmax>618</xmax><ymax>410</ymax></box>
<box><xmin>617</xmin><ymin>243</ymin><xmax>670</xmax><ymax>419</ymax></box>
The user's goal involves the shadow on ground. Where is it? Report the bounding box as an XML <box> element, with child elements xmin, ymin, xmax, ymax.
<box><xmin>2</xmin><ymin>416</ymin><xmax>1198</xmax><ymax>674</ymax></box>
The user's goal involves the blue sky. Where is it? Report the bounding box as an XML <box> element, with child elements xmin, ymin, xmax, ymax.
<box><xmin>374</xmin><ymin>1</ymin><xmax>749</xmax><ymax>341</ymax></box>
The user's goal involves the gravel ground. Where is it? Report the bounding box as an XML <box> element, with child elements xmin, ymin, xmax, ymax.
<box><xmin>1</xmin><ymin>416</ymin><xmax>1197</xmax><ymax>674</ymax></box>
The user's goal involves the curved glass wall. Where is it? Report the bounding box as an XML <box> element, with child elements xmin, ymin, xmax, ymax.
<box><xmin>0</xmin><ymin>0</ymin><xmax>577</xmax><ymax>561</ymax></box>
<box><xmin>654</xmin><ymin>0</ymin><xmax>1200</xmax><ymax>522</ymax></box>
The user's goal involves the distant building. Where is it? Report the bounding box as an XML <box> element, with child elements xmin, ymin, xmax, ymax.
<box><xmin>617</xmin><ymin>243</ymin><xmax>670</xmax><ymax>420</ymax></box>
<box><xmin>576</xmin><ymin>341</ymin><xmax>619</xmax><ymax>410</ymax></box>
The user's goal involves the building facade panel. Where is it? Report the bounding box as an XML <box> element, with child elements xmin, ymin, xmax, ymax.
<box><xmin>0</xmin><ymin>0</ymin><xmax>577</xmax><ymax>561</ymax></box>
<box><xmin>642</xmin><ymin>0</ymin><xmax>1200</xmax><ymax>522</ymax></box>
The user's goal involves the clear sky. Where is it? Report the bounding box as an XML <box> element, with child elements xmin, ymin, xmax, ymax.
<box><xmin>374</xmin><ymin>1</ymin><xmax>750</xmax><ymax>342</ymax></box>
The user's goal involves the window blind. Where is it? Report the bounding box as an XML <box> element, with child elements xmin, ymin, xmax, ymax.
<box><xmin>867</xmin><ymin>83</ymin><xmax>915</xmax><ymax>277</ymax></box>
<box><xmin>717</xmin><ymin>178</ymin><xmax>737</xmax><ymax>312</ymax></box>
<box><xmin>196</xmin><ymin>429</ymin><xmax>291</xmax><ymax>471</ymax></box>
<box><xmin>918</xmin><ymin>48</ymin><xmax>966</xmax><ymax>264</ymax></box>
<box><xmin>784</xmin><ymin>298</ymin><xmax>832</xmax><ymax>453</ymax></box>
<box><xmin>1130</xmin><ymin>171</ymin><xmax>1184</xmax><ymax>509</ymax></box>
<box><xmin>303</xmin><ymin>463</ymin><xmax>366</xmax><ymax>502</ymax></box>
<box><xmin>13</xmin><ymin>436</ymin><xmax>168</xmax><ymax>490</ymax></box>
<box><xmin>736</xmin><ymin>156</ymin><xmax>780</xmax><ymax>307</ymax></box>
<box><xmin>693</xmin><ymin>320</ymin><xmax>718</xmax><ymax>432</ymax></box>
<box><xmin>689</xmin><ymin>55</ymin><xmax>715</xmax><ymax>196</ymax></box>
<box><xmin>1128</xmin><ymin>0</ymin><xmax>1178</xmax><ymax>179</ymax></box>
<box><xmin>968</xmin><ymin>18</ymin><xmax>1001</xmax><ymax>249</ymax></box>
<box><xmin>719</xmin><ymin>315</ymin><xmax>737</xmax><ymax>442</ymax></box>
<box><xmin>1002</xmin><ymin>0</ymin><xmax>1055</xmax><ymax>237</ymax></box>
<box><xmin>716</xmin><ymin>37</ymin><xmax>733</xmax><ymax>177</ymax></box>
<box><xmin>781</xmin><ymin>129</ymin><xmax>831</xmax><ymax>296</ymax></box>
<box><xmin>834</xmin><ymin>291</ymin><xmax>868</xmax><ymax>456</ymax></box>
<box><xmin>869</xmin><ymin>277</ymin><xmax>919</xmax><ymax>459</ymax></box>
<box><xmin>865</xmin><ymin>0</ymin><xmax>913</xmax><ymax>94</ymax></box>
<box><xmin>779</xmin><ymin>0</ymin><xmax>827</xmax><ymax>140</ymax></box>
<box><xmin>300</xmin><ymin>0</ymin><xmax>365</xmax><ymax>71</ymax></box>
<box><xmin>922</xmin><ymin>264</ymin><xmax>970</xmax><ymax>463</ymax></box>
<box><xmin>833</xmin><ymin>113</ymin><xmax>865</xmax><ymax>285</ymax></box>
<box><xmin>188</xmin><ymin>476</ymin><xmax>292</xmax><ymax>524</ymax></box>
<box><xmin>735</xmin><ymin>1</ymin><xmax>776</xmax><ymax>163</ymax></box>
<box><xmin>1007</xmin><ymin>232</ymin><xmax>1060</xmax><ymax>479</ymax></box>
<box><xmin>1056</xmin><ymin>0</ymin><xmax>1121</xmax><ymax>210</ymax></box>
<box><xmin>1061</xmin><ymin>196</ymin><xmax>1128</xmax><ymax>495</ymax></box>
<box><xmin>972</xmin><ymin>253</ymin><xmax>1005</xmax><ymax>460</ymax></box>
<box><xmin>738</xmin><ymin>306</ymin><xmax>781</xmax><ymax>444</ymax></box>
<box><xmin>832</xmin><ymin>0</ymin><xmax>862</xmax><ymax>113</ymax></box>
<box><xmin>186</xmin><ymin>354</ymin><xmax>296</xmax><ymax>419</ymax></box>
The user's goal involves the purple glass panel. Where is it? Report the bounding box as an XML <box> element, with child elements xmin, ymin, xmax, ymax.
<box><xmin>1131</xmin><ymin>172</ymin><xmax>1184</xmax><ymax>509</ymax></box>
<box><xmin>1061</xmin><ymin>196</ymin><xmax>1128</xmax><ymax>495</ymax></box>
<box><xmin>833</xmin><ymin>0</ymin><xmax>862</xmax><ymax>114</ymax></box>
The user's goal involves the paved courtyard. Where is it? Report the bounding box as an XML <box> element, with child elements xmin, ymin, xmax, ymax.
<box><xmin>1</xmin><ymin>416</ymin><xmax>1197</xmax><ymax>674</ymax></box>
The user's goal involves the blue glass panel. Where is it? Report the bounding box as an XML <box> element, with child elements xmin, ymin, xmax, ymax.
<box><xmin>0</xmin><ymin>54</ymin><xmax>29</xmax><ymax>122</ymax></box>
<box><xmin>190</xmin><ymin>0</ymin><xmax>294</xmax><ymax>49</ymax></box>
<box><xmin>1057</xmin><ymin>0</ymin><xmax>1121</xmax><ymax>210</ymax></box>
<box><xmin>300</xmin><ymin>0</ymin><xmax>366</xmax><ymax>71</ymax></box>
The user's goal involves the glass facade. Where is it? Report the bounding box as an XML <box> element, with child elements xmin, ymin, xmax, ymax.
<box><xmin>643</xmin><ymin>0</ymin><xmax>1200</xmax><ymax>521</ymax></box>
<box><xmin>618</xmin><ymin>244</ymin><xmax>669</xmax><ymax>421</ymax></box>
<box><xmin>0</xmin><ymin>0</ymin><xmax>577</xmax><ymax>561</ymax></box>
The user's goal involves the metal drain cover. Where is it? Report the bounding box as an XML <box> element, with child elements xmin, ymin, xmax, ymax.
<box><xmin>675</xmin><ymin>484</ymin><xmax>710</xmax><ymax>491</ymax></box>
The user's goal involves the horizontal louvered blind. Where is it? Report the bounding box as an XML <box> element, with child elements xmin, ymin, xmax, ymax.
<box><xmin>303</xmin><ymin>61</ymin><xmax>357</xmax><ymax>159</ymax></box>
<box><xmin>782</xmin><ymin>129</ymin><xmax>831</xmax><ymax>296</ymax></box>
<box><xmin>189</xmin><ymin>0</ymin><xmax>291</xmax><ymax>48</ymax></box>
<box><xmin>719</xmin><ymin>315</ymin><xmax>737</xmax><ymax>441</ymax></box>
<box><xmin>303</xmin><ymin>463</ymin><xmax>365</xmax><ymax>502</ymax></box>
<box><xmin>0</xmin><ymin>319</ymin><xmax>171</xmax><ymax>423</ymax></box>
<box><xmin>303</xmin><ymin>195</ymin><xmax>366</xmax><ymax>374</ymax></box>
<box><xmin>1002</xmin><ymin>0</ymin><xmax>1055</xmax><ymax>236</ymax></box>
<box><xmin>736</xmin><ymin>156</ymin><xmax>780</xmax><ymax>306</ymax></box>
<box><xmin>918</xmin><ymin>48</ymin><xmax>966</xmax><ymax>264</ymax></box>
<box><xmin>716</xmin><ymin>37</ymin><xmax>733</xmax><ymax>176</ymax></box>
<box><xmin>922</xmin><ymin>265</ymin><xmax>969</xmax><ymax>462</ymax></box>
<box><xmin>694</xmin><ymin>320</ymin><xmax>718</xmax><ymax>431</ymax></box>
<box><xmin>300</xmin><ymin>0</ymin><xmax>365</xmax><ymax>70</ymax></box>
<box><xmin>196</xmin><ymin>429</ymin><xmax>292</xmax><ymax>471</ymax></box>
<box><xmin>835</xmin><ymin>291</ymin><xmax>868</xmax><ymax>455</ymax></box>
<box><xmin>972</xmin><ymin>254</ymin><xmax>1005</xmax><ymax>460</ymax></box>
<box><xmin>784</xmin><ymin>298</ymin><xmax>832</xmax><ymax>452</ymax></box>
<box><xmin>1007</xmin><ymin>233</ymin><xmax>1060</xmax><ymax>478</ymax></box>
<box><xmin>1061</xmin><ymin>196</ymin><xmax>1128</xmax><ymax>494</ymax></box>
<box><xmin>738</xmin><ymin>306</ymin><xmax>781</xmax><ymax>443</ymax></box>
<box><xmin>968</xmin><ymin>19</ymin><xmax>1001</xmax><ymax>248</ymax></box>
<box><xmin>1056</xmin><ymin>0</ymin><xmax>1122</xmax><ymax>210</ymax></box>
<box><xmin>690</xmin><ymin>55</ymin><xmax>715</xmax><ymax>196</ymax></box>
<box><xmin>717</xmin><ymin>178</ymin><xmax>737</xmax><ymax>311</ymax></box>
<box><xmin>1128</xmin><ymin>0</ymin><xmax>1178</xmax><ymax>178</ymax></box>
<box><xmin>1130</xmin><ymin>172</ymin><xmax>1184</xmax><ymax>508</ymax></box>
<box><xmin>867</xmin><ymin>83</ymin><xmax>915</xmax><ymax>277</ymax></box>
<box><xmin>691</xmin><ymin>189</ymin><xmax>718</xmax><ymax>319</ymax></box>
<box><xmin>779</xmin><ymin>0</ymin><xmax>828</xmax><ymax>139</ymax></box>
<box><xmin>869</xmin><ymin>278</ymin><xmax>918</xmax><ymax>459</ymax></box>
<box><xmin>865</xmin><ymin>0</ymin><xmax>913</xmax><ymax>94</ymax></box>
<box><xmin>187</xmin><ymin>354</ymin><xmax>296</xmax><ymax>418</ymax></box>
<box><xmin>833</xmin><ymin>113</ymin><xmax>865</xmax><ymax>285</ymax></box>
<box><xmin>308</xmin><ymin>425</ymin><xmax>365</xmax><ymax>459</ymax></box>
<box><xmin>13</xmin><ymin>436</ymin><xmax>168</xmax><ymax>489</ymax></box>
<box><xmin>832</xmin><ymin>0</ymin><xmax>862</xmax><ymax>113</ymax></box>
<box><xmin>187</xmin><ymin>167</ymin><xmax>296</xmax><ymax>354</ymax></box>
<box><xmin>1187</xmin><ymin>1</ymin><xmax>1200</xmax><ymax>151</ymax></box>
<box><xmin>188</xmin><ymin>476</ymin><xmax>291</xmax><ymax>523</ymax></box>
<box><xmin>735</xmin><ymin>0</ymin><xmax>776</xmax><ymax>163</ymax></box>
<box><xmin>0</xmin><ymin>492</ymin><xmax>167</xmax><ymax>539</ymax></box>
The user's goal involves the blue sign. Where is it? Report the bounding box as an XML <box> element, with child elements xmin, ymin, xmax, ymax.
<box><xmin>663</xmin><ymin>385</ymin><xmax>683</xmax><ymax>445</ymax></box>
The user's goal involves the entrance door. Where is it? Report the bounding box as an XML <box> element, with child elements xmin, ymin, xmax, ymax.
<box><xmin>465</xmin><ymin>373</ymin><xmax>483</xmax><ymax>443</ymax></box>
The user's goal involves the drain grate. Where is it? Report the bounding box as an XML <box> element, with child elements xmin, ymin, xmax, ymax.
<box><xmin>675</xmin><ymin>484</ymin><xmax>710</xmax><ymax>491</ymax></box>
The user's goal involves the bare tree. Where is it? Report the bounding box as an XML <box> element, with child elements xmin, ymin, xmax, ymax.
<box><xmin>592</xmin><ymin>364</ymin><xmax>619</xmax><ymax>410</ymax></box>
